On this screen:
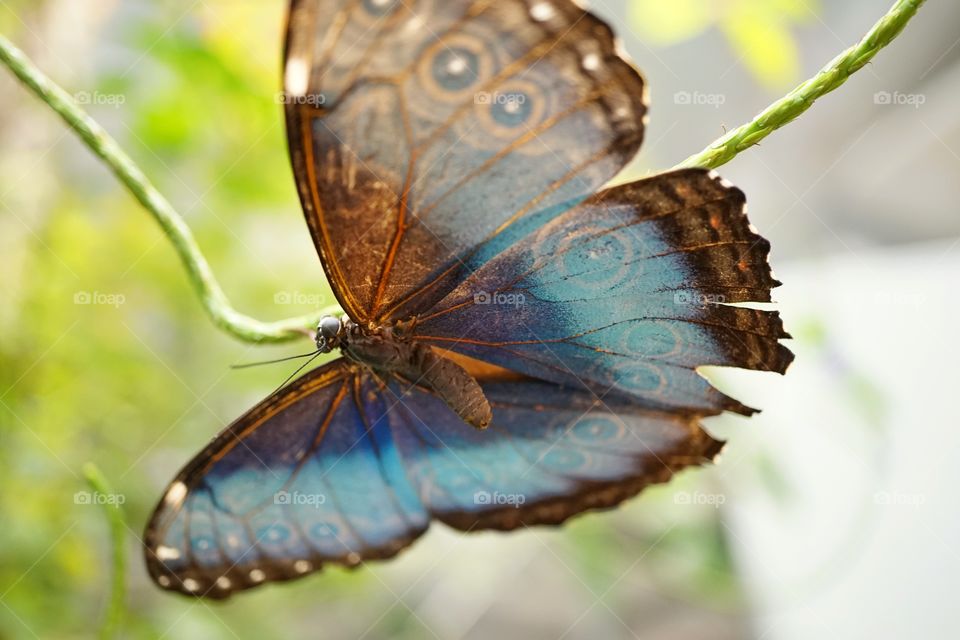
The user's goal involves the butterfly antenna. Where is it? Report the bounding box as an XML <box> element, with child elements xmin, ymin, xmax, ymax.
<box><xmin>230</xmin><ymin>350</ymin><xmax>321</xmax><ymax>370</ymax></box>
<box><xmin>272</xmin><ymin>350</ymin><xmax>324</xmax><ymax>394</ymax></box>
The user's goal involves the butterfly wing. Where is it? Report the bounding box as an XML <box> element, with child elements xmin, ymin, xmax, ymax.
<box><xmin>144</xmin><ymin>360</ymin><xmax>430</xmax><ymax>598</ymax></box>
<box><xmin>145</xmin><ymin>363</ymin><xmax>716</xmax><ymax>598</ymax></box>
<box><xmin>379</xmin><ymin>376</ymin><xmax>721</xmax><ymax>531</ymax></box>
<box><xmin>412</xmin><ymin>169</ymin><xmax>794</xmax><ymax>416</ymax></box>
<box><xmin>283</xmin><ymin>0</ymin><xmax>646</xmax><ymax>323</ymax></box>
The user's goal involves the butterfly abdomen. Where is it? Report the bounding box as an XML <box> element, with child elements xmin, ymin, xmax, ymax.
<box><xmin>409</xmin><ymin>343</ymin><xmax>492</xmax><ymax>430</ymax></box>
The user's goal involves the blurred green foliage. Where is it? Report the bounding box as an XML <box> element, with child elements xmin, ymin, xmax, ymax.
<box><xmin>629</xmin><ymin>0</ymin><xmax>820</xmax><ymax>89</ymax></box>
<box><xmin>0</xmin><ymin>2</ymin><xmax>764</xmax><ymax>638</ymax></box>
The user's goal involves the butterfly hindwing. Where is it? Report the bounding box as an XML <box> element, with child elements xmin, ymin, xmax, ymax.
<box><xmin>284</xmin><ymin>0</ymin><xmax>647</xmax><ymax>323</ymax></box>
<box><xmin>145</xmin><ymin>362</ymin><xmax>717</xmax><ymax>598</ymax></box>
<box><xmin>412</xmin><ymin>169</ymin><xmax>793</xmax><ymax>416</ymax></box>
<box><xmin>381</xmin><ymin>376</ymin><xmax>722</xmax><ymax>532</ymax></box>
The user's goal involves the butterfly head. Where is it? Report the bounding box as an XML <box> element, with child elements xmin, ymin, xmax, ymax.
<box><xmin>316</xmin><ymin>315</ymin><xmax>346</xmax><ymax>353</ymax></box>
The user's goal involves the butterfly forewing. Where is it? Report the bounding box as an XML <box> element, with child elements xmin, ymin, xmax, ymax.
<box><xmin>284</xmin><ymin>0</ymin><xmax>647</xmax><ymax>323</ymax></box>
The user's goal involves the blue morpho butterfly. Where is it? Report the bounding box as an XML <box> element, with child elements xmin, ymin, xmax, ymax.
<box><xmin>144</xmin><ymin>0</ymin><xmax>792</xmax><ymax>598</ymax></box>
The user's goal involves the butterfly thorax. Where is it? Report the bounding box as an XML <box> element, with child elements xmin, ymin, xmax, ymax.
<box><xmin>316</xmin><ymin>315</ymin><xmax>492</xmax><ymax>430</ymax></box>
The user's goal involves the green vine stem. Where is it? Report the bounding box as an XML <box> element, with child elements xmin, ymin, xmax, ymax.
<box><xmin>0</xmin><ymin>0</ymin><xmax>926</xmax><ymax>343</ymax></box>
<box><xmin>0</xmin><ymin>35</ymin><xmax>327</xmax><ymax>343</ymax></box>
<box><xmin>676</xmin><ymin>0</ymin><xmax>926</xmax><ymax>170</ymax></box>
<box><xmin>82</xmin><ymin>463</ymin><xmax>126</xmax><ymax>640</ymax></box>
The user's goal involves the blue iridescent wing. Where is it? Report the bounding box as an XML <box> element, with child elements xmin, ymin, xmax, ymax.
<box><xmin>144</xmin><ymin>360</ymin><xmax>429</xmax><ymax>598</ymax></box>
<box><xmin>379</xmin><ymin>376</ymin><xmax>721</xmax><ymax>531</ymax></box>
<box><xmin>413</xmin><ymin>169</ymin><xmax>793</xmax><ymax>416</ymax></box>
<box><xmin>145</xmin><ymin>361</ymin><xmax>716</xmax><ymax>598</ymax></box>
<box><xmin>284</xmin><ymin>0</ymin><xmax>647</xmax><ymax>323</ymax></box>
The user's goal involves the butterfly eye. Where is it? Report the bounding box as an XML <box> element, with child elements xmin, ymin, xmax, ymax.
<box><xmin>316</xmin><ymin>316</ymin><xmax>343</xmax><ymax>351</ymax></box>
<box><xmin>431</xmin><ymin>47</ymin><xmax>480</xmax><ymax>92</ymax></box>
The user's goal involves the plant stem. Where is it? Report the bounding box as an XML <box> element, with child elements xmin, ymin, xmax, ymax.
<box><xmin>0</xmin><ymin>0</ymin><xmax>927</xmax><ymax>342</ymax></box>
<box><xmin>82</xmin><ymin>463</ymin><xmax>125</xmax><ymax>640</ymax></box>
<box><xmin>676</xmin><ymin>0</ymin><xmax>927</xmax><ymax>170</ymax></box>
<box><xmin>0</xmin><ymin>34</ymin><xmax>326</xmax><ymax>343</ymax></box>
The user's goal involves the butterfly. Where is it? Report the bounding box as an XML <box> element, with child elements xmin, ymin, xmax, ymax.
<box><xmin>144</xmin><ymin>0</ymin><xmax>792</xmax><ymax>598</ymax></box>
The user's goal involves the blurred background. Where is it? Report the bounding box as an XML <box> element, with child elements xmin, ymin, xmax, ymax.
<box><xmin>1</xmin><ymin>0</ymin><xmax>957</xmax><ymax>638</ymax></box>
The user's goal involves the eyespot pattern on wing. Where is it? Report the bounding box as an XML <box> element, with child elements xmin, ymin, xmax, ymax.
<box><xmin>284</xmin><ymin>0</ymin><xmax>648</xmax><ymax>322</ymax></box>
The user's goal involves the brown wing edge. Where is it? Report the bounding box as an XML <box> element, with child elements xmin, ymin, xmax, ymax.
<box><xmin>282</xmin><ymin>0</ymin><xmax>371</xmax><ymax>323</ymax></box>
<box><xmin>597</xmin><ymin>169</ymin><xmax>793</xmax><ymax>416</ymax></box>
